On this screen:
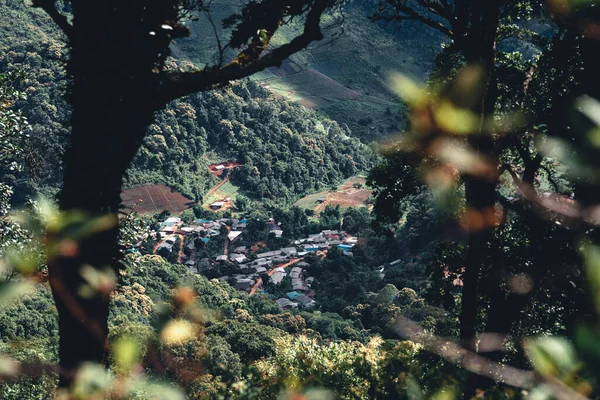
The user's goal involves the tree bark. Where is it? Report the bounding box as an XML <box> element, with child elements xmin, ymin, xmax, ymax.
<box><xmin>47</xmin><ymin>0</ymin><xmax>173</xmax><ymax>386</ymax></box>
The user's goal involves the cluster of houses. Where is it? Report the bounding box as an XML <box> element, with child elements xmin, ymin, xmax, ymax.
<box><xmin>151</xmin><ymin>216</ymin><xmax>360</xmax><ymax>310</ymax></box>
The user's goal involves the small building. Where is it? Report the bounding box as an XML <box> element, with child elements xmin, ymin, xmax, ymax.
<box><xmin>228</xmin><ymin>230</ymin><xmax>242</xmax><ymax>242</ymax></box>
<box><xmin>345</xmin><ymin>237</ymin><xmax>359</xmax><ymax>245</ymax></box>
<box><xmin>276</xmin><ymin>298</ymin><xmax>298</xmax><ymax>309</ymax></box>
<box><xmin>233</xmin><ymin>246</ymin><xmax>248</xmax><ymax>254</ymax></box>
<box><xmin>210</xmin><ymin>201</ymin><xmax>225</xmax><ymax>210</ymax></box>
<box><xmin>234</xmin><ymin>281</ymin><xmax>252</xmax><ymax>291</ymax></box>
<box><xmin>270</xmin><ymin>270</ymin><xmax>286</xmax><ymax>285</ymax></box>
<box><xmin>270</xmin><ymin>229</ymin><xmax>283</xmax><ymax>238</ymax></box>
<box><xmin>230</xmin><ymin>254</ymin><xmax>247</xmax><ymax>263</ymax></box>
<box><xmin>281</xmin><ymin>247</ymin><xmax>297</xmax><ymax>256</ymax></box>
<box><xmin>160</xmin><ymin>225</ymin><xmax>177</xmax><ymax>234</ymax></box>
<box><xmin>165</xmin><ymin>217</ymin><xmax>182</xmax><ymax>225</ymax></box>
<box><xmin>157</xmin><ymin>242</ymin><xmax>173</xmax><ymax>252</ymax></box>
<box><xmin>216</xmin><ymin>255</ymin><xmax>228</xmax><ymax>262</ymax></box>
<box><xmin>232</xmin><ymin>222</ymin><xmax>247</xmax><ymax>231</ymax></box>
<box><xmin>295</xmin><ymin>295</ymin><xmax>315</xmax><ymax>307</ymax></box>
<box><xmin>257</xmin><ymin>250</ymin><xmax>283</xmax><ymax>259</ymax></box>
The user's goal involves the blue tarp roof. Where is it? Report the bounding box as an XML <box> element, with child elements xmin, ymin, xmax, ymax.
<box><xmin>202</xmin><ymin>237</ymin><xmax>210</xmax><ymax>243</ymax></box>
<box><xmin>197</xmin><ymin>219</ymin><xmax>212</xmax><ymax>224</ymax></box>
<box><xmin>286</xmin><ymin>291</ymin><xmax>302</xmax><ymax>300</ymax></box>
<box><xmin>338</xmin><ymin>244</ymin><xmax>354</xmax><ymax>252</ymax></box>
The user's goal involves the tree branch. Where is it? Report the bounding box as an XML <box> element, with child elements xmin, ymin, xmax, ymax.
<box><xmin>32</xmin><ymin>0</ymin><xmax>74</xmax><ymax>42</ymax></box>
<box><xmin>157</xmin><ymin>0</ymin><xmax>332</xmax><ymax>105</ymax></box>
<box><xmin>371</xmin><ymin>1</ymin><xmax>453</xmax><ymax>38</ymax></box>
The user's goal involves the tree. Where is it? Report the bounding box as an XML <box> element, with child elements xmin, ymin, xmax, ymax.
<box><xmin>370</xmin><ymin>0</ymin><xmax>586</xmax><ymax>396</ymax></box>
<box><xmin>32</xmin><ymin>0</ymin><xmax>339</xmax><ymax>387</ymax></box>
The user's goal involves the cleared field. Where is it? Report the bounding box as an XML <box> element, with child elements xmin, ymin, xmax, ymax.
<box><xmin>207</xmin><ymin>160</ymin><xmax>243</xmax><ymax>178</ymax></box>
<box><xmin>293</xmin><ymin>176</ymin><xmax>372</xmax><ymax>214</ymax></box>
<box><xmin>120</xmin><ymin>184</ymin><xmax>195</xmax><ymax>214</ymax></box>
<box><xmin>202</xmin><ymin>180</ymin><xmax>240</xmax><ymax>210</ymax></box>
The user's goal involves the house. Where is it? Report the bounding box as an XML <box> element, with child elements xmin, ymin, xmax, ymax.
<box><xmin>270</xmin><ymin>229</ymin><xmax>283</xmax><ymax>238</ymax></box>
<box><xmin>234</xmin><ymin>281</ymin><xmax>252</xmax><ymax>291</ymax></box>
<box><xmin>276</xmin><ymin>298</ymin><xmax>298</xmax><ymax>310</ymax></box>
<box><xmin>230</xmin><ymin>254</ymin><xmax>247</xmax><ymax>263</ymax></box>
<box><xmin>165</xmin><ymin>217</ymin><xmax>182</xmax><ymax>225</ymax></box>
<box><xmin>227</xmin><ymin>230</ymin><xmax>242</xmax><ymax>242</ymax></box>
<box><xmin>215</xmin><ymin>165</ymin><xmax>225</xmax><ymax>170</ymax></box>
<box><xmin>295</xmin><ymin>295</ymin><xmax>315</xmax><ymax>307</ymax></box>
<box><xmin>157</xmin><ymin>242</ymin><xmax>173</xmax><ymax>252</ymax></box>
<box><xmin>233</xmin><ymin>246</ymin><xmax>248</xmax><ymax>254</ymax></box>
<box><xmin>290</xmin><ymin>267</ymin><xmax>302</xmax><ymax>279</ymax></box>
<box><xmin>210</xmin><ymin>201</ymin><xmax>225</xmax><ymax>210</ymax></box>
<box><xmin>292</xmin><ymin>279</ymin><xmax>308</xmax><ymax>291</ymax></box>
<box><xmin>281</xmin><ymin>247</ymin><xmax>297</xmax><ymax>256</ymax></box>
<box><xmin>270</xmin><ymin>270</ymin><xmax>286</xmax><ymax>284</ymax></box>
<box><xmin>296</xmin><ymin>262</ymin><xmax>310</xmax><ymax>268</ymax></box>
<box><xmin>185</xmin><ymin>259</ymin><xmax>196</xmax><ymax>267</ymax></box>
<box><xmin>216</xmin><ymin>255</ymin><xmax>228</xmax><ymax>262</ymax></box>
<box><xmin>257</xmin><ymin>250</ymin><xmax>283</xmax><ymax>259</ymax></box>
<box><xmin>232</xmin><ymin>222</ymin><xmax>247</xmax><ymax>231</ymax></box>
<box><xmin>254</xmin><ymin>266</ymin><xmax>267</xmax><ymax>274</ymax></box>
<box><xmin>179</xmin><ymin>227</ymin><xmax>194</xmax><ymax>234</ymax></box>
<box><xmin>345</xmin><ymin>237</ymin><xmax>359</xmax><ymax>245</ymax></box>
<box><xmin>312</xmin><ymin>236</ymin><xmax>327</xmax><ymax>244</ymax></box>
<box><xmin>160</xmin><ymin>225</ymin><xmax>177</xmax><ymax>234</ymax></box>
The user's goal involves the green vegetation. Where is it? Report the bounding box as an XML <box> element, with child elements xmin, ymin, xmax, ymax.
<box><xmin>5</xmin><ymin>0</ymin><xmax>600</xmax><ymax>399</ymax></box>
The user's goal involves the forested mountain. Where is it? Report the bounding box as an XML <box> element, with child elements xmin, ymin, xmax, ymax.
<box><xmin>130</xmin><ymin>80</ymin><xmax>373</xmax><ymax>203</ymax></box>
<box><xmin>0</xmin><ymin>1</ymin><xmax>374</xmax><ymax>206</ymax></box>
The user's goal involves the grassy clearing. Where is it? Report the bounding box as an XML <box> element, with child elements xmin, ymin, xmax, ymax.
<box><xmin>202</xmin><ymin>180</ymin><xmax>240</xmax><ymax>207</ymax></box>
<box><xmin>293</xmin><ymin>176</ymin><xmax>372</xmax><ymax>214</ymax></box>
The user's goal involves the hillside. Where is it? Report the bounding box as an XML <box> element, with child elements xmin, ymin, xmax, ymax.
<box><xmin>171</xmin><ymin>1</ymin><xmax>443</xmax><ymax>142</ymax></box>
<box><xmin>0</xmin><ymin>2</ymin><xmax>374</xmax><ymax>209</ymax></box>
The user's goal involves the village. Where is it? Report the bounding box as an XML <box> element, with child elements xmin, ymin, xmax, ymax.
<box><xmin>147</xmin><ymin>214</ymin><xmax>359</xmax><ymax>310</ymax></box>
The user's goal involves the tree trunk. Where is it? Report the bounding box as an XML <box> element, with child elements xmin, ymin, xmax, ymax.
<box><xmin>49</xmin><ymin>91</ymin><xmax>153</xmax><ymax>386</ymax></box>
<box><xmin>48</xmin><ymin>1</ymin><xmax>173</xmax><ymax>386</ymax></box>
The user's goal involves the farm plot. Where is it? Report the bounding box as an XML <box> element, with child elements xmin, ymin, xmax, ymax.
<box><xmin>293</xmin><ymin>176</ymin><xmax>372</xmax><ymax>214</ymax></box>
<box><xmin>120</xmin><ymin>184</ymin><xmax>195</xmax><ymax>214</ymax></box>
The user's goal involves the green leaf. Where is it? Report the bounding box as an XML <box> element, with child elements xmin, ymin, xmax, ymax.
<box><xmin>524</xmin><ymin>336</ymin><xmax>578</xmax><ymax>378</ymax></box>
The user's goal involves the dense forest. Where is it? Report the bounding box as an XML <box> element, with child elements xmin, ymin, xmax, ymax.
<box><xmin>2</xmin><ymin>0</ymin><xmax>600</xmax><ymax>399</ymax></box>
